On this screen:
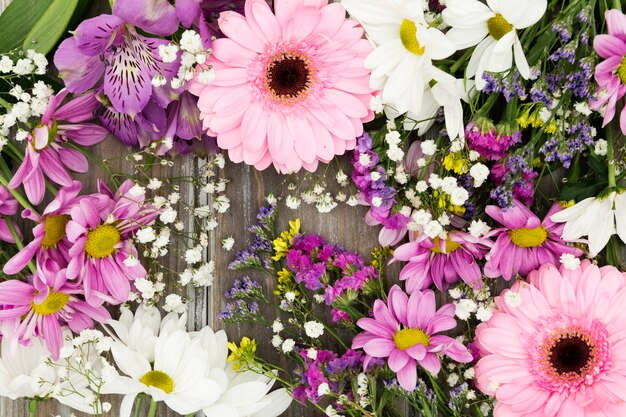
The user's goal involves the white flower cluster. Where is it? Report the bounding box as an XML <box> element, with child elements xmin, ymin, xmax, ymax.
<box><xmin>156</xmin><ymin>30</ymin><xmax>214</xmax><ymax>88</ymax></box>
<box><xmin>449</xmin><ymin>284</ymin><xmax>494</xmax><ymax>322</ymax></box>
<box><xmin>357</xmin><ymin>373</ymin><xmax>370</xmax><ymax>408</ymax></box>
<box><xmin>281</xmin><ymin>176</ymin><xmax>356</xmax><ymax>214</ymax></box>
<box><xmin>0</xmin><ymin>49</ymin><xmax>47</xmax><ymax>76</ymax></box>
<box><xmin>0</xmin><ymin>79</ymin><xmax>54</xmax><ymax>148</ymax></box>
<box><xmin>43</xmin><ymin>329</ymin><xmax>116</xmax><ymax>414</ymax></box>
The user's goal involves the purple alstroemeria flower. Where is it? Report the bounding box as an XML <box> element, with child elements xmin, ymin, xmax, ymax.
<box><xmin>8</xmin><ymin>89</ymin><xmax>108</xmax><ymax>205</ymax></box>
<box><xmin>176</xmin><ymin>0</ymin><xmax>247</xmax><ymax>44</ymax></box>
<box><xmin>53</xmin><ymin>0</ymin><xmax>180</xmax><ymax>118</ymax></box>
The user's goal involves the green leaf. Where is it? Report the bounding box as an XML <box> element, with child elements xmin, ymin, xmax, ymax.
<box><xmin>22</xmin><ymin>0</ymin><xmax>79</xmax><ymax>55</ymax></box>
<box><xmin>0</xmin><ymin>0</ymin><xmax>53</xmax><ymax>53</ymax></box>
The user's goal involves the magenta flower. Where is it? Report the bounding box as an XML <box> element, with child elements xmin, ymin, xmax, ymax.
<box><xmin>352</xmin><ymin>285</ymin><xmax>472</xmax><ymax>391</ymax></box>
<box><xmin>3</xmin><ymin>181</ymin><xmax>90</xmax><ymax>276</ymax></box>
<box><xmin>66</xmin><ymin>180</ymin><xmax>159</xmax><ymax>306</ymax></box>
<box><xmin>0</xmin><ymin>185</ymin><xmax>21</xmax><ymax>243</ymax></box>
<box><xmin>393</xmin><ymin>231</ymin><xmax>492</xmax><ymax>292</ymax></box>
<box><xmin>53</xmin><ymin>0</ymin><xmax>180</xmax><ymax>117</ymax></box>
<box><xmin>484</xmin><ymin>200</ymin><xmax>582</xmax><ymax>280</ymax></box>
<box><xmin>592</xmin><ymin>9</ymin><xmax>626</xmax><ymax>134</ymax></box>
<box><xmin>0</xmin><ymin>264</ymin><xmax>110</xmax><ymax>359</ymax></box>
<box><xmin>466</xmin><ymin>120</ymin><xmax>521</xmax><ymax>161</ymax></box>
<box><xmin>8</xmin><ymin>90</ymin><xmax>108</xmax><ymax>204</ymax></box>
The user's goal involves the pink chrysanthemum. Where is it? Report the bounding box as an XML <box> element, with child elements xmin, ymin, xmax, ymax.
<box><xmin>352</xmin><ymin>285</ymin><xmax>472</xmax><ymax>391</ymax></box>
<box><xmin>66</xmin><ymin>180</ymin><xmax>159</xmax><ymax>306</ymax></box>
<box><xmin>592</xmin><ymin>10</ymin><xmax>626</xmax><ymax>134</ymax></box>
<box><xmin>0</xmin><ymin>263</ymin><xmax>110</xmax><ymax>359</ymax></box>
<box><xmin>475</xmin><ymin>260</ymin><xmax>626</xmax><ymax>416</ymax></box>
<box><xmin>0</xmin><ymin>185</ymin><xmax>21</xmax><ymax>244</ymax></box>
<box><xmin>189</xmin><ymin>0</ymin><xmax>375</xmax><ymax>173</ymax></box>
<box><xmin>484</xmin><ymin>200</ymin><xmax>582</xmax><ymax>280</ymax></box>
<box><xmin>393</xmin><ymin>231</ymin><xmax>492</xmax><ymax>292</ymax></box>
<box><xmin>8</xmin><ymin>90</ymin><xmax>108</xmax><ymax>205</ymax></box>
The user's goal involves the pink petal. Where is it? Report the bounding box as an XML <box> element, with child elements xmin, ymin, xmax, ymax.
<box><xmin>53</xmin><ymin>38</ymin><xmax>105</xmax><ymax>94</ymax></box>
<box><xmin>388</xmin><ymin>349</ymin><xmax>409</xmax><ymax>372</ymax></box>
<box><xmin>113</xmin><ymin>0</ymin><xmax>179</xmax><ymax>36</ymax></box>
<box><xmin>74</xmin><ymin>14</ymin><xmax>125</xmax><ymax>55</ymax></box>
<box><xmin>396</xmin><ymin>361</ymin><xmax>417</xmax><ymax>391</ymax></box>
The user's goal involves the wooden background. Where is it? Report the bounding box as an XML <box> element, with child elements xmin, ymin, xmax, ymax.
<box><xmin>0</xmin><ymin>3</ymin><xmax>384</xmax><ymax>417</ymax></box>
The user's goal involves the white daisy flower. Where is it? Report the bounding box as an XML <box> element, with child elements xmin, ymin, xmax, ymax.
<box><xmin>103</xmin><ymin>329</ymin><xmax>226</xmax><ymax>417</ymax></box>
<box><xmin>550</xmin><ymin>191</ymin><xmax>626</xmax><ymax>257</ymax></box>
<box><xmin>342</xmin><ymin>0</ymin><xmax>456</xmax><ymax>115</ymax></box>
<box><xmin>105</xmin><ymin>305</ymin><xmax>186</xmax><ymax>362</ymax></box>
<box><xmin>443</xmin><ymin>0</ymin><xmax>547</xmax><ymax>90</ymax></box>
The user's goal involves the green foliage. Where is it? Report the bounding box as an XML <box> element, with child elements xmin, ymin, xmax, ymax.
<box><xmin>0</xmin><ymin>0</ymin><xmax>53</xmax><ymax>52</ymax></box>
<box><xmin>22</xmin><ymin>0</ymin><xmax>79</xmax><ymax>55</ymax></box>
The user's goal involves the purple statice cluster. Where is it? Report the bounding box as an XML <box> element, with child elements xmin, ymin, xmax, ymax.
<box><xmin>228</xmin><ymin>204</ymin><xmax>276</xmax><ymax>271</ymax></box>
<box><xmin>352</xmin><ymin>134</ymin><xmax>410</xmax><ymax>232</ymax></box>
<box><xmin>529</xmin><ymin>80</ymin><xmax>553</xmax><ymax>108</ymax></box>
<box><xmin>490</xmin><ymin>152</ymin><xmax>538</xmax><ymax>207</ymax></box>
<box><xmin>481</xmin><ymin>71</ymin><xmax>526</xmax><ymax>102</ymax></box>
<box><xmin>466</xmin><ymin>120</ymin><xmax>522</xmax><ymax>161</ymax></box>
<box><xmin>224</xmin><ymin>276</ymin><xmax>263</xmax><ymax>299</ymax></box>
<box><xmin>285</xmin><ymin>234</ymin><xmax>378</xmax><ymax>322</ymax></box>
<box><xmin>540</xmin><ymin>118</ymin><xmax>596</xmax><ymax>168</ymax></box>
<box><xmin>292</xmin><ymin>349</ymin><xmax>371</xmax><ymax>405</ymax></box>
<box><xmin>218</xmin><ymin>299</ymin><xmax>261</xmax><ymax>322</ymax></box>
<box><xmin>551</xmin><ymin>20</ymin><xmax>573</xmax><ymax>43</ymax></box>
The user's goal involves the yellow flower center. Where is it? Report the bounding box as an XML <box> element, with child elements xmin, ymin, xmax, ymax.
<box><xmin>41</xmin><ymin>215</ymin><xmax>69</xmax><ymax>248</ymax></box>
<box><xmin>32</xmin><ymin>291</ymin><xmax>70</xmax><ymax>316</ymax></box>
<box><xmin>617</xmin><ymin>56</ymin><xmax>626</xmax><ymax>84</ymax></box>
<box><xmin>487</xmin><ymin>13</ymin><xmax>513</xmax><ymax>40</ymax></box>
<box><xmin>139</xmin><ymin>370</ymin><xmax>174</xmax><ymax>394</ymax></box>
<box><xmin>84</xmin><ymin>224</ymin><xmax>120</xmax><ymax>259</ymax></box>
<box><xmin>400</xmin><ymin>19</ymin><xmax>425</xmax><ymax>56</ymax></box>
<box><xmin>430</xmin><ymin>237</ymin><xmax>462</xmax><ymax>254</ymax></box>
<box><xmin>394</xmin><ymin>328</ymin><xmax>430</xmax><ymax>350</ymax></box>
<box><xmin>509</xmin><ymin>226</ymin><xmax>548</xmax><ymax>248</ymax></box>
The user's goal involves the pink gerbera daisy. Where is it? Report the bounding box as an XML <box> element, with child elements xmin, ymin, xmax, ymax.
<box><xmin>0</xmin><ymin>263</ymin><xmax>110</xmax><ymax>359</ymax></box>
<box><xmin>352</xmin><ymin>285</ymin><xmax>472</xmax><ymax>391</ymax></box>
<box><xmin>8</xmin><ymin>89</ymin><xmax>109</xmax><ymax>205</ymax></box>
<box><xmin>484</xmin><ymin>200</ymin><xmax>582</xmax><ymax>280</ymax></box>
<box><xmin>3</xmin><ymin>181</ymin><xmax>88</xmax><ymax>276</ymax></box>
<box><xmin>592</xmin><ymin>9</ymin><xmax>626</xmax><ymax>134</ymax></box>
<box><xmin>66</xmin><ymin>180</ymin><xmax>159</xmax><ymax>306</ymax></box>
<box><xmin>393</xmin><ymin>231</ymin><xmax>492</xmax><ymax>292</ymax></box>
<box><xmin>475</xmin><ymin>260</ymin><xmax>626</xmax><ymax>416</ymax></box>
<box><xmin>189</xmin><ymin>0</ymin><xmax>375</xmax><ymax>173</ymax></box>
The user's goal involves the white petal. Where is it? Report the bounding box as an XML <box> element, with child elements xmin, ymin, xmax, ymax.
<box><xmin>485</xmin><ymin>40</ymin><xmax>513</xmax><ymax>73</ymax></box>
<box><xmin>110</xmin><ymin>343</ymin><xmax>151</xmax><ymax>379</ymax></box>
<box><xmin>154</xmin><ymin>330</ymin><xmax>188</xmax><ymax>377</ymax></box>
<box><xmin>366</xmin><ymin>39</ymin><xmax>406</xmax><ymax>79</ymax></box>
<box><xmin>616</xmin><ymin>192</ymin><xmax>626</xmax><ymax>245</ymax></box>
<box><xmin>587</xmin><ymin>202</ymin><xmax>616</xmax><ymax>256</ymax></box>
<box><xmin>467</xmin><ymin>37</ymin><xmax>494</xmax><ymax>79</ymax></box>
<box><xmin>342</xmin><ymin>0</ymin><xmax>404</xmax><ymax>27</ymax></box>
<box><xmin>513</xmin><ymin>36</ymin><xmax>530</xmax><ymax>79</ymax></box>
<box><xmin>512</xmin><ymin>0</ymin><xmax>547</xmax><ymax>29</ymax></box>
<box><xmin>250</xmin><ymin>389</ymin><xmax>293</xmax><ymax>417</ymax></box>
<box><xmin>443</xmin><ymin>0</ymin><xmax>492</xmax><ymax>28</ymax></box>
<box><xmin>473</xmin><ymin>39</ymin><xmax>497</xmax><ymax>90</ymax></box>
<box><xmin>203</xmin><ymin>403</ymin><xmax>239</xmax><ymax>417</ymax></box>
<box><xmin>492</xmin><ymin>0</ymin><xmax>527</xmax><ymax>26</ymax></box>
<box><xmin>120</xmin><ymin>393</ymin><xmax>138</xmax><ymax>417</ymax></box>
<box><xmin>425</xmin><ymin>27</ymin><xmax>456</xmax><ymax>60</ymax></box>
<box><xmin>492</xmin><ymin>30</ymin><xmax>516</xmax><ymax>54</ymax></box>
<box><xmin>446</xmin><ymin>27</ymin><xmax>488</xmax><ymax>49</ymax></box>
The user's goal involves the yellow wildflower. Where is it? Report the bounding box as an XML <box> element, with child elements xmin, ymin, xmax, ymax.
<box><xmin>227</xmin><ymin>337</ymin><xmax>257</xmax><ymax>371</ymax></box>
<box><xmin>274</xmin><ymin>268</ymin><xmax>300</xmax><ymax>297</ymax></box>
<box><xmin>545</xmin><ymin>120</ymin><xmax>557</xmax><ymax>134</ymax></box>
<box><xmin>443</xmin><ymin>152</ymin><xmax>469</xmax><ymax>175</ymax></box>
<box><xmin>272</xmin><ymin>219</ymin><xmax>301</xmax><ymax>260</ymax></box>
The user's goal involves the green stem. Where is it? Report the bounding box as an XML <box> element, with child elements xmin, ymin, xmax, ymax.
<box><xmin>133</xmin><ymin>394</ymin><xmax>143</xmax><ymax>417</ymax></box>
<box><xmin>0</xmin><ymin>96</ymin><xmax>11</xmax><ymax>111</ymax></box>
<box><xmin>28</xmin><ymin>399</ymin><xmax>37</xmax><ymax>417</ymax></box>
<box><xmin>449</xmin><ymin>47</ymin><xmax>473</xmax><ymax>75</ymax></box>
<box><xmin>613</xmin><ymin>0</ymin><xmax>621</xmax><ymax>10</ymax></box>
<box><xmin>147</xmin><ymin>398</ymin><xmax>158</xmax><ymax>417</ymax></box>
<box><xmin>607</xmin><ymin>124</ymin><xmax>617</xmax><ymax>188</ymax></box>
<box><xmin>4</xmin><ymin>215</ymin><xmax>36</xmax><ymax>274</ymax></box>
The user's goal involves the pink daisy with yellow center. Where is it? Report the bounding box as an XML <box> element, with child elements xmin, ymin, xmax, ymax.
<box><xmin>475</xmin><ymin>260</ymin><xmax>626</xmax><ymax>416</ymax></box>
<box><xmin>189</xmin><ymin>0</ymin><xmax>375</xmax><ymax>173</ymax></box>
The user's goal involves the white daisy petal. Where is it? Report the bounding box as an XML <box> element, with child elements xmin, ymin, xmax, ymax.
<box><xmin>492</xmin><ymin>0</ymin><xmax>528</xmax><ymax>27</ymax></box>
<box><xmin>425</xmin><ymin>28</ymin><xmax>456</xmax><ymax>60</ymax></box>
<box><xmin>511</xmin><ymin>0</ymin><xmax>548</xmax><ymax>28</ymax></box>
<box><xmin>513</xmin><ymin>36</ymin><xmax>531</xmax><ymax>78</ymax></box>
<box><xmin>467</xmin><ymin>37</ymin><xmax>494</xmax><ymax>79</ymax></box>
<box><xmin>443</xmin><ymin>0</ymin><xmax>493</xmax><ymax>28</ymax></box>
<box><xmin>446</xmin><ymin>26</ymin><xmax>489</xmax><ymax>49</ymax></box>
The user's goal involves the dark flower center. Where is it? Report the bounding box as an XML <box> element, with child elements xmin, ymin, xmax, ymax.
<box><xmin>549</xmin><ymin>335</ymin><xmax>592</xmax><ymax>375</ymax></box>
<box><xmin>266</xmin><ymin>53</ymin><xmax>312</xmax><ymax>101</ymax></box>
